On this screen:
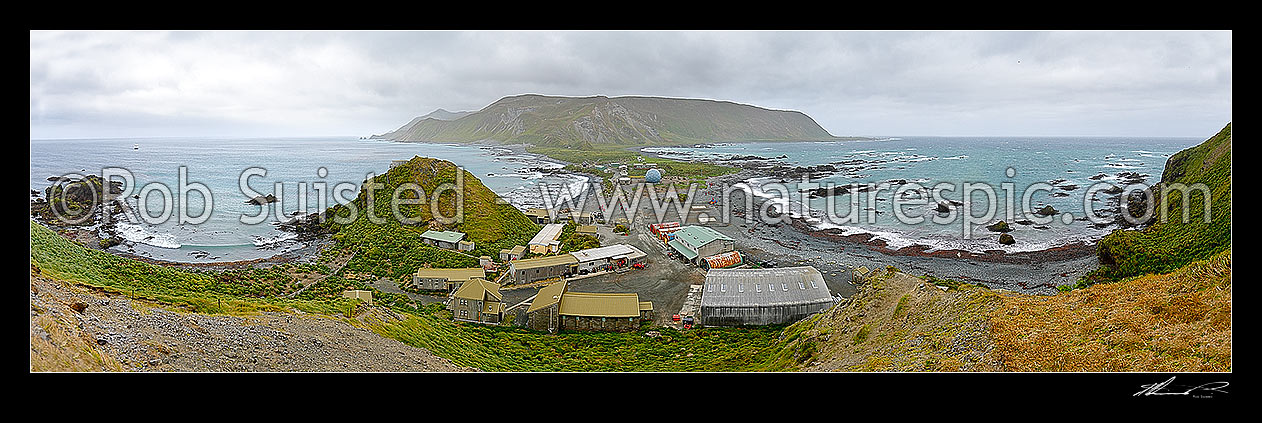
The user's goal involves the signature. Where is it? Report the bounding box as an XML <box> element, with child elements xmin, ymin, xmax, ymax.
<box><xmin>1134</xmin><ymin>376</ymin><xmax>1230</xmax><ymax>397</ymax></box>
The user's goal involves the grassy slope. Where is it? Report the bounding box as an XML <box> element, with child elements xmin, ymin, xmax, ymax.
<box><xmin>992</xmin><ymin>250</ymin><xmax>1231</xmax><ymax>371</ymax></box>
<box><xmin>772</xmin><ymin>268</ymin><xmax>1005</xmax><ymax>371</ymax></box>
<box><xmin>29</xmin><ymin>220</ymin><xmax>353</xmax><ymax>316</ymax></box>
<box><xmin>1090</xmin><ymin>123</ymin><xmax>1231</xmax><ymax>282</ymax></box>
<box><xmin>30</xmin><ymin>268</ymin><xmax>127</xmax><ymax>372</ymax></box>
<box><xmin>30</xmin><ymin>219</ymin><xmax>789</xmax><ymax>372</ymax></box>
<box><xmin>323</xmin><ymin>156</ymin><xmax>540</xmax><ymax>282</ymax></box>
<box><xmin>775</xmin><ymin>252</ymin><xmax>1231</xmax><ymax>372</ymax></box>
<box><xmin>364</xmin><ymin>316</ymin><xmax>788</xmax><ymax>372</ymax></box>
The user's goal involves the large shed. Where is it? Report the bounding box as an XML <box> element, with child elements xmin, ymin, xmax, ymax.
<box><xmin>667</xmin><ymin>225</ymin><xmax>735</xmax><ymax>265</ymax></box>
<box><xmin>569</xmin><ymin>244</ymin><xmax>647</xmax><ymax>273</ymax></box>
<box><xmin>507</xmin><ymin>254</ymin><xmax>578</xmax><ymax>284</ymax></box>
<box><xmin>700</xmin><ymin>266</ymin><xmax>835</xmax><ymax>326</ymax></box>
<box><xmin>528</xmin><ymin>223</ymin><xmax>566</xmax><ymax>254</ymax></box>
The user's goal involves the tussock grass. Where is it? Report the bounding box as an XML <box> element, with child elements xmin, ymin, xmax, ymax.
<box><xmin>991</xmin><ymin>250</ymin><xmax>1231</xmax><ymax>372</ymax></box>
<box><xmin>1089</xmin><ymin>123</ymin><xmax>1231</xmax><ymax>284</ymax></box>
<box><xmin>30</xmin><ymin>220</ymin><xmax>354</xmax><ymax>316</ymax></box>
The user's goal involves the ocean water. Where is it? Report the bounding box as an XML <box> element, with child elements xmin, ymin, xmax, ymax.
<box><xmin>29</xmin><ymin>137</ymin><xmax>589</xmax><ymax>262</ymax></box>
<box><xmin>644</xmin><ymin>136</ymin><xmax>1204</xmax><ymax>253</ymax></box>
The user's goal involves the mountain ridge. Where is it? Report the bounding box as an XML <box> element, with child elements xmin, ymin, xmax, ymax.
<box><xmin>376</xmin><ymin>94</ymin><xmax>854</xmax><ymax>148</ymax></box>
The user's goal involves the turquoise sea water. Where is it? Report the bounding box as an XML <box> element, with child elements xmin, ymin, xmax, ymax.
<box><xmin>29</xmin><ymin>137</ymin><xmax>588</xmax><ymax>262</ymax></box>
<box><xmin>644</xmin><ymin>136</ymin><xmax>1203</xmax><ymax>253</ymax></box>
<box><xmin>30</xmin><ymin>135</ymin><xmax>1206</xmax><ymax>261</ymax></box>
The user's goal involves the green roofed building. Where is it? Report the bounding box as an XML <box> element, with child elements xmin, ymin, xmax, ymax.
<box><xmin>420</xmin><ymin>230</ymin><xmax>466</xmax><ymax>250</ymax></box>
<box><xmin>667</xmin><ymin>225</ymin><xmax>735</xmax><ymax>265</ymax></box>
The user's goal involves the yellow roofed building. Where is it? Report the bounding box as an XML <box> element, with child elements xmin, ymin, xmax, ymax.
<box><xmin>525</xmin><ymin>281</ymin><xmax>652</xmax><ymax>333</ymax></box>
<box><xmin>450</xmin><ymin>278</ymin><xmax>504</xmax><ymax>324</ymax></box>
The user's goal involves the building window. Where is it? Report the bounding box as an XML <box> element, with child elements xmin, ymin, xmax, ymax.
<box><xmin>461</xmin><ymin>299</ymin><xmax>468</xmax><ymax>306</ymax></box>
<box><xmin>460</xmin><ymin>310</ymin><xmax>468</xmax><ymax>318</ymax></box>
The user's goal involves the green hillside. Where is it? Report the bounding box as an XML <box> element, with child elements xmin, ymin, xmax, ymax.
<box><xmin>1089</xmin><ymin>123</ymin><xmax>1232</xmax><ymax>283</ymax></box>
<box><xmin>377</xmin><ymin>94</ymin><xmax>847</xmax><ymax>148</ymax></box>
<box><xmin>30</xmin><ymin>218</ymin><xmax>790</xmax><ymax>372</ymax></box>
<box><xmin>321</xmin><ymin>156</ymin><xmax>540</xmax><ymax>281</ymax></box>
<box><xmin>29</xmin><ymin>220</ymin><xmax>364</xmax><ymax>315</ymax></box>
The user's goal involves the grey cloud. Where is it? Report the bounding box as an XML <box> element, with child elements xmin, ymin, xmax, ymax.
<box><xmin>29</xmin><ymin>30</ymin><xmax>1231</xmax><ymax>139</ymax></box>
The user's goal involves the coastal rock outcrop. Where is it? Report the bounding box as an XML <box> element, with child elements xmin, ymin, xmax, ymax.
<box><xmin>998</xmin><ymin>233</ymin><xmax>1016</xmax><ymax>245</ymax></box>
<box><xmin>801</xmin><ymin>185</ymin><xmax>849</xmax><ymax>198</ymax></box>
<box><xmin>986</xmin><ymin>221</ymin><xmax>1013</xmax><ymax>233</ymax></box>
<box><xmin>33</xmin><ymin>175</ymin><xmax>127</xmax><ymax>226</ymax></box>
<box><xmin>245</xmin><ymin>194</ymin><xmax>278</xmax><ymax>205</ymax></box>
<box><xmin>725</xmin><ymin>154</ymin><xmax>786</xmax><ymax>161</ymax></box>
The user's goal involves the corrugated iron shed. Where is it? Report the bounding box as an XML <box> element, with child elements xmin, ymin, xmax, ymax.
<box><xmin>702</xmin><ymin>266</ymin><xmax>831</xmax><ymax>308</ymax></box>
<box><xmin>570</xmin><ymin>244</ymin><xmax>647</xmax><ymax>263</ymax></box>
<box><xmin>529</xmin><ymin>223</ymin><xmax>566</xmax><ymax>246</ymax></box>
<box><xmin>674</xmin><ymin>226</ymin><xmax>732</xmax><ymax>250</ymax></box>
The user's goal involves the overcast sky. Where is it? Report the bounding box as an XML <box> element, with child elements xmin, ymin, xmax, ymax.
<box><xmin>30</xmin><ymin>30</ymin><xmax>1231</xmax><ymax>140</ymax></box>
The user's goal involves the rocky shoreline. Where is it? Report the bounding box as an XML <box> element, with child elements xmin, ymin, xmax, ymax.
<box><xmin>30</xmin><ymin>173</ymin><xmax>333</xmax><ymax>270</ymax></box>
<box><xmin>112</xmin><ymin>236</ymin><xmax>334</xmax><ymax>272</ymax></box>
<box><xmin>687</xmin><ymin>170</ymin><xmax>1100</xmax><ymax>295</ymax></box>
<box><xmin>646</xmin><ymin>144</ymin><xmax>1148</xmax><ymax>260</ymax></box>
<box><xmin>700</xmin><ymin>169</ymin><xmax>1097</xmax><ymax>261</ymax></box>
<box><xmin>790</xmin><ymin>221</ymin><xmax>1096</xmax><ymax>264</ymax></box>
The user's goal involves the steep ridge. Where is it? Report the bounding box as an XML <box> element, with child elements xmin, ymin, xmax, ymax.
<box><xmin>1092</xmin><ymin>123</ymin><xmax>1231</xmax><ymax>282</ymax></box>
<box><xmin>376</xmin><ymin>94</ymin><xmax>843</xmax><ymax>148</ymax></box>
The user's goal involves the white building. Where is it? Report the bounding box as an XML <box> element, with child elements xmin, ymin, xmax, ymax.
<box><xmin>570</xmin><ymin>244</ymin><xmax>648</xmax><ymax>273</ymax></box>
<box><xmin>528</xmin><ymin>223</ymin><xmax>566</xmax><ymax>254</ymax></box>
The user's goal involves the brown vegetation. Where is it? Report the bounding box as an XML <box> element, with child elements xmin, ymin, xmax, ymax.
<box><xmin>990</xmin><ymin>250</ymin><xmax>1231</xmax><ymax>371</ymax></box>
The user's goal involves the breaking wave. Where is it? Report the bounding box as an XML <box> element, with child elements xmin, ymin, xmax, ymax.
<box><xmin>252</xmin><ymin>232</ymin><xmax>297</xmax><ymax>247</ymax></box>
<box><xmin>116</xmin><ymin>222</ymin><xmax>182</xmax><ymax>249</ymax></box>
